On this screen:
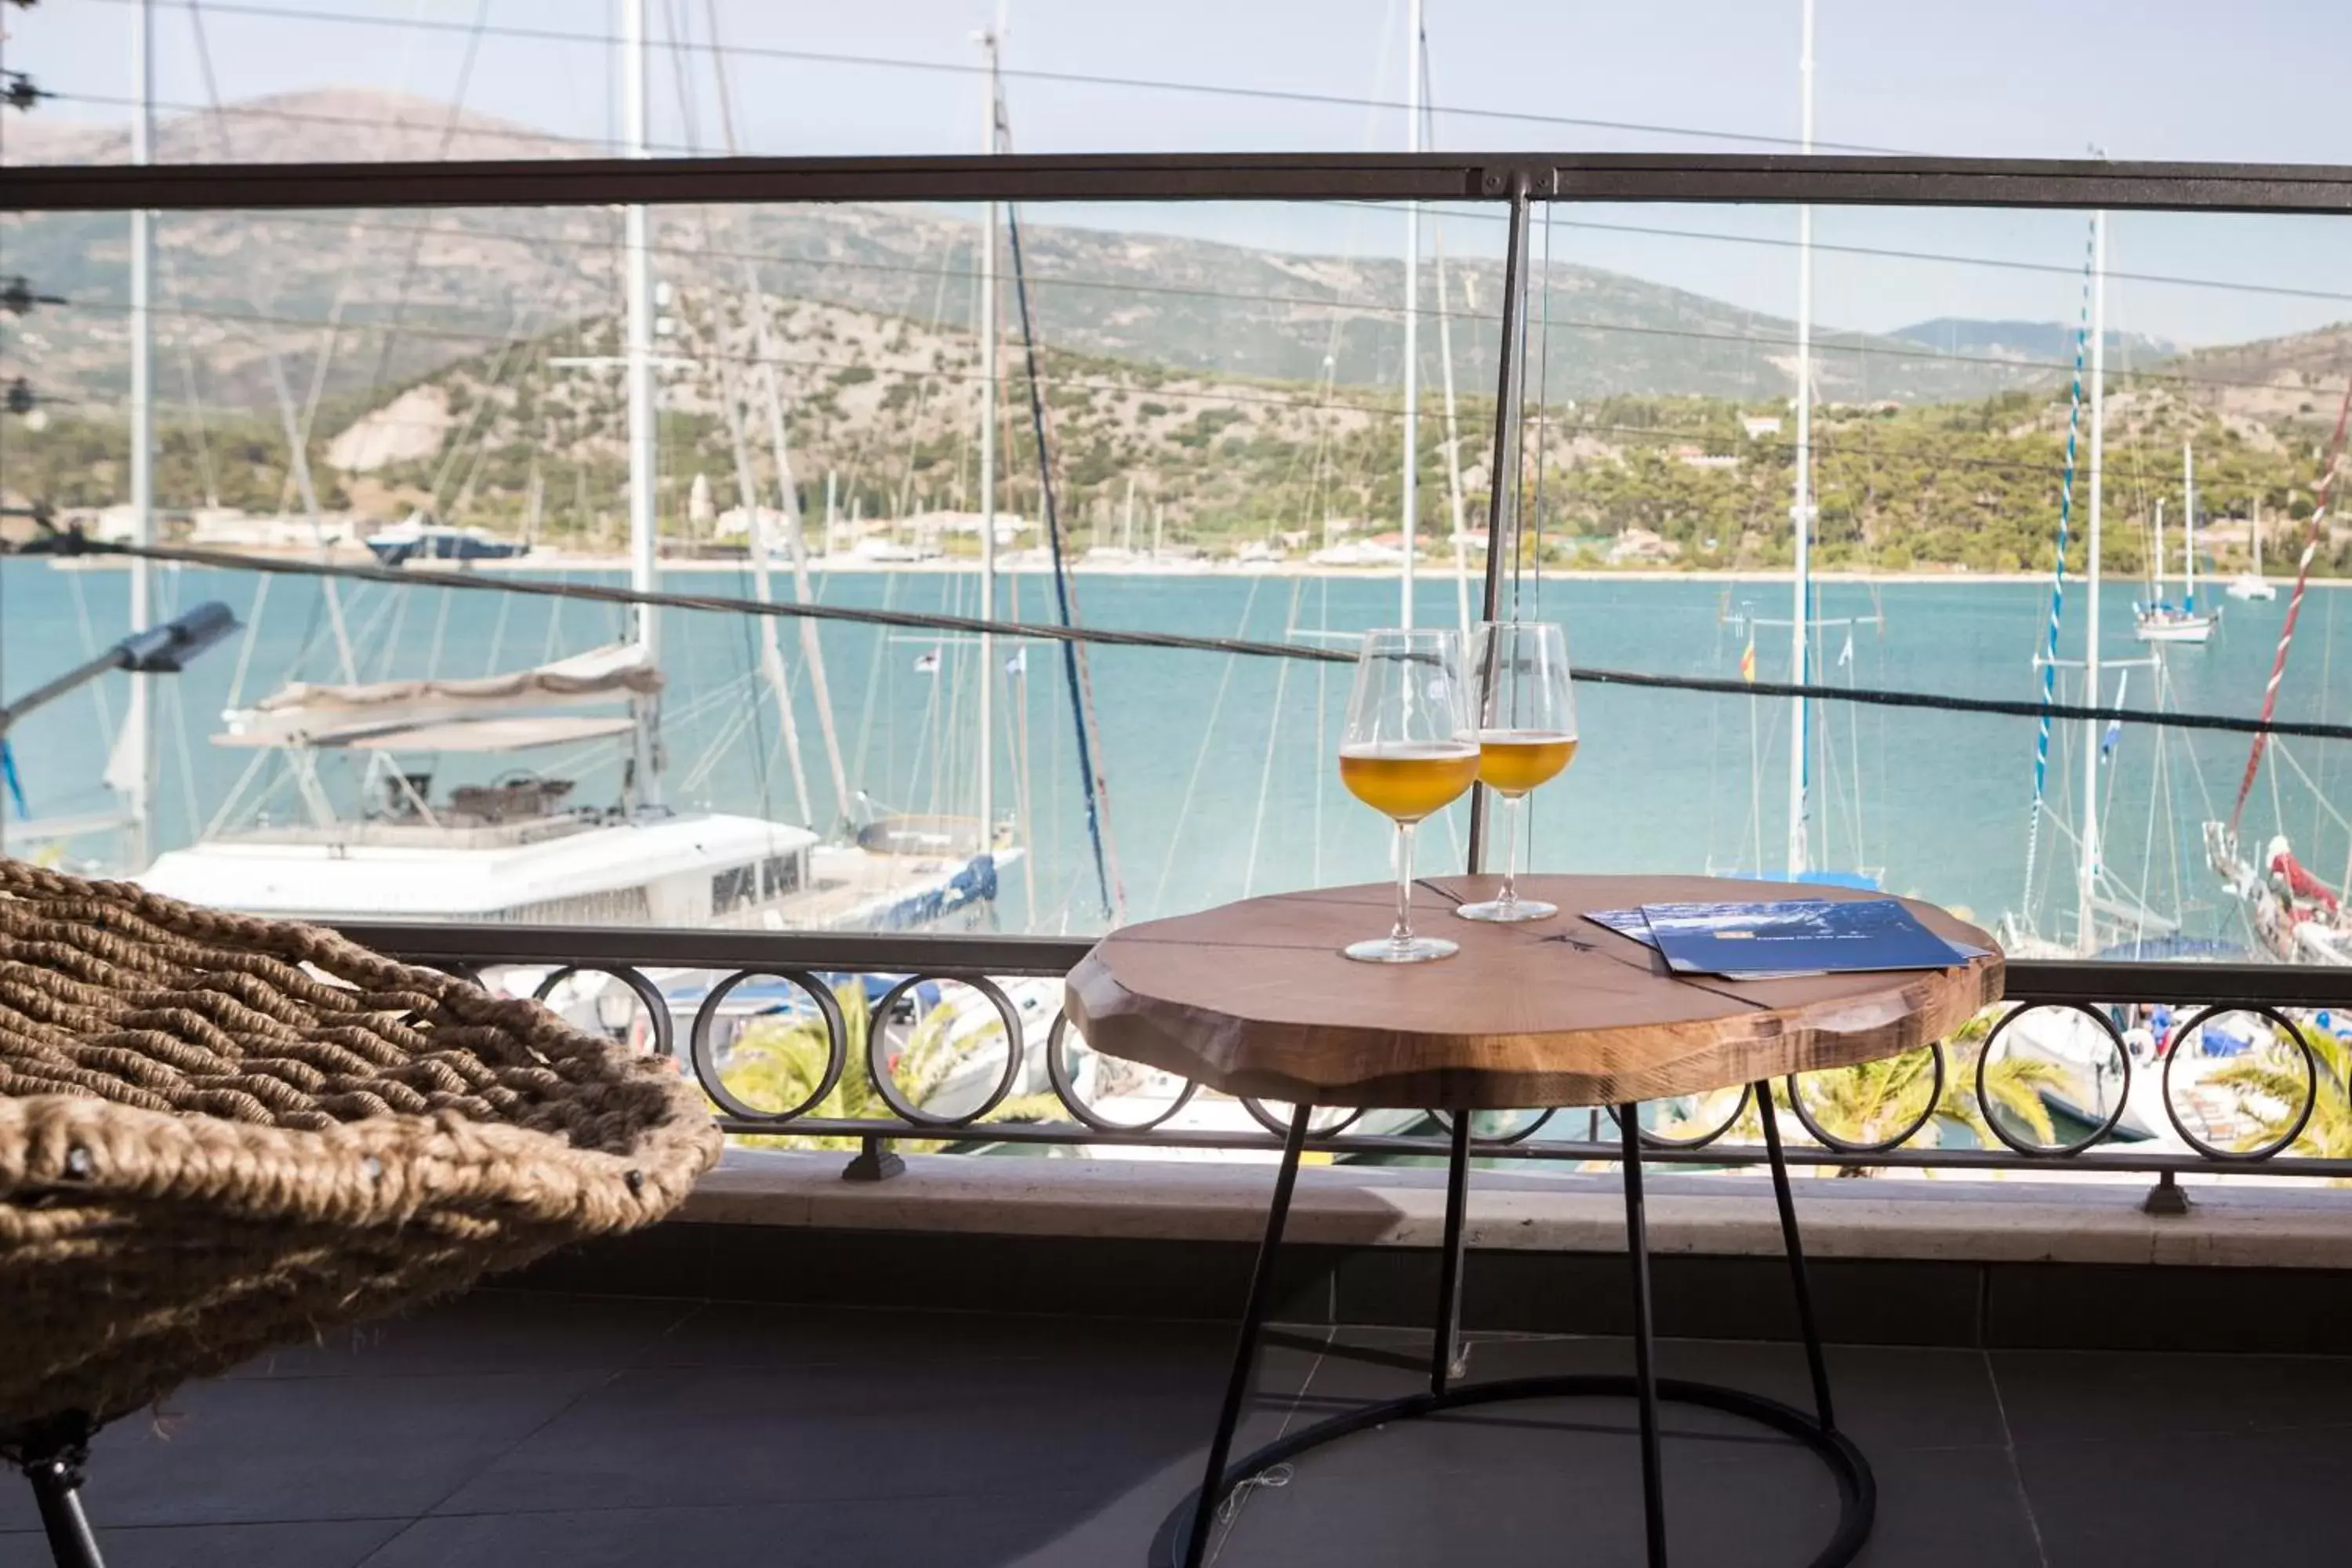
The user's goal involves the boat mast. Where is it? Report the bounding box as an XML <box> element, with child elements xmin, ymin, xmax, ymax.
<box><xmin>2253</xmin><ymin>496</ymin><xmax>2263</xmax><ymax>578</ymax></box>
<box><xmin>2183</xmin><ymin>441</ymin><xmax>2197</xmax><ymax>612</ymax></box>
<box><xmin>622</xmin><ymin>0</ymin><xmax>662</xmax><ymax>809</ymax></box>
<box><xmin>696</xmin><ymin>0</ymin><xmax>851</xmax><ymax>821</ymax></box>
<box><xmin>2079</xmin><ymin>209</ymin><xmax>2107</xmax><ymax>954</ymax></box>
<box><xmin>1399</xmin><ymin>0</ymin><xmax>1422</xmax><ymax>629</ymax></box>
<box><xmin>1786</xmin><ymin>0</ymin><xmax>1815</xmax><ymax>877</ymax></box>
<box><xmin>123</xmin><ymin>0</ymin><xmax>156</xmax><ymax>871</ymax></box>
<box><xmin>978</xmin><ymin>18</ymin><xmax>1003</xmax><ymax>855</ymax></box>
<box><xmin>1419</xmin><ymin>38</ymin><xmax>1473</xmax><ymax>642</ymax></box>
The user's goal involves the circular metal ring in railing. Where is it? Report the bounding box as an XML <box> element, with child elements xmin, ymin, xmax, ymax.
<box><xmin>1044</xmin><ymin>1012</ymin><xmax>1200</xmax><ymax>1133</ymax></box>
<box><xmin>2159</xmin><ymin>1004</ymin><xmax>2319</xmax><ymax>1162</ymax></box>
<box><xmin>688</xmin><ymin>968</ymin><xmax>848</xmax><ymax>1124</ymax></box>
<box><xmin>532</xmin><ymin>964</ymin><xmax>674</xmax><ymax>1060</ymax></box>
<box><xmin>864</xmin><ymin>973</ymin><xmax>1027</xmax><ymax>1128</ymax></box>
<box><xmin>1784</xmin><ymin>1044</ymin><xmax>1946</xmax><ymax>1156</ymax></box>
<box><xmin>1976</xmin><ymin>1002</ymin><xmax>2132</xmax><ymax>1157</ymax></box>
<box><xmin>1241</xmin><ymin>1098</ymin><xmax>1363</xmax><ymax>1138</ymax></box>
<box><xmin>1428</xmin><ymin>1106</ymin><xmax>1558</xmax><ymax>1146</ymax></box>
<box><xmin>1598</xmin><ymin>1087</ymin><xmax>1751</xmax><ymax>1151</ymax></box>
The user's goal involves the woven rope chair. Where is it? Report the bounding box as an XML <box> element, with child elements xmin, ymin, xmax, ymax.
<box><xmin>0</xmin><ymin>860</ymin><xmax>721</xmax><ymax>1566</ymax></box>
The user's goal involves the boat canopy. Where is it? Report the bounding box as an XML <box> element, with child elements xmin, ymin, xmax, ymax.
<box><xmin>219</xmin><ymin>643</ymin><xmax>662</xmax><ymax>749</ymax></box>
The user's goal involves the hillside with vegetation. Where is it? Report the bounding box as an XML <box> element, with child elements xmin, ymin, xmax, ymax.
<box><xmin>12</xmin><ymin>270</ymin><xmax>2352</xmax><ymax>577</ymax></box>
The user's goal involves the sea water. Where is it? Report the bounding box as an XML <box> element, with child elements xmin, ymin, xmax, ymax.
<box><xmin>5</xmin><ymin>557</ymin><xmax>2347</xmax><ymax>946</ymax></box>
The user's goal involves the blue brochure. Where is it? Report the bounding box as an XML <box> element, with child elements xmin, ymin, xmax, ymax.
<box><xmin>1585</xmin><ymin>899</ymin><xmax>1973</xmax><ymax>978</ymax></box>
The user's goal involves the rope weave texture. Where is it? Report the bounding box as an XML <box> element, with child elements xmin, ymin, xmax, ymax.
<box><xmin>0</xmin><ymin>858</ymin><xmax>720</xmax><ymax>1434</ymax></box>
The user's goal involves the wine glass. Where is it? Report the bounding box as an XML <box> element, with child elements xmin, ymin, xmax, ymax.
<box><xmin>1456</xmin><ymin>619</ymin><xmax>1577</xmax><ymax>923</ymax></box>
<box><xmin>1338</xmin><ymin>627</ymin><xmax>1477</xmax><ymax>963</ymax></box>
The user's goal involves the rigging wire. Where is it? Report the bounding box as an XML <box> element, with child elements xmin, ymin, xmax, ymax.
<box><xmin>45</xmin><ymin>532</ymin><xmax>2352</xmax><ymax>748</ymax></box>
<box><xmin>1006</xmin><ymin>197</ymin><xmax>1122</xmax><ymax>924</ymax></box>
<box><xmin>2019</xmin><ymin>219</ymin><xmax>2096</xmax><ymax>922</ymax></box>
<box><xmin>71</xmin><ymin>0</ymin><xmax>1918</xmax><ymax>154</ymax></box>
<box><xmin>2229</xmin><ymin>370</ymin><xmax>2352</xmax><ymax>833</ymax></box>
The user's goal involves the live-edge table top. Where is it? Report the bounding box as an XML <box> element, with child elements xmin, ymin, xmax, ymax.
<box><xmin>1063</xmin><ymin>873</ymin><xmax>2004</xmax><ymax>1111</ymax></box>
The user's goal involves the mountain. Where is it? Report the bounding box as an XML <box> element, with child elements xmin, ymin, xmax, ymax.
<box><xmin>0</xmin><ymin>88</ymin><xmax>586</xmax><ymax>165</ymax></box>
<box><xmin>1889</xmin><ymin>318</ymin><xmax>2178</xmax><ymax>368</ymax></box>
<box><xmin>6</xmin><ymin>90</ymin><xmax>2091</xmax><ymax>412</ymax></box>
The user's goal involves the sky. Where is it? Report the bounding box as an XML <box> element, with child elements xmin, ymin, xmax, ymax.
<box><xmin>11</xmin><ymin>0</ymin><xmax>2352</xmax><ymax>346</ymax></box>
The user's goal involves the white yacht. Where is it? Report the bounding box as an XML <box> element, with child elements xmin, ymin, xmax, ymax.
<box><xmin>139</xmin><ymin>642</ymin><xmax>1011</xmax><ymax>929</ymax></box>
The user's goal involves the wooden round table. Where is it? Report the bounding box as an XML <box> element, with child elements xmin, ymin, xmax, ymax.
<box><xmin>1065</xmin><ymin>873</ymin><xmax>2002</xmax><ymax>1568</ymax></box>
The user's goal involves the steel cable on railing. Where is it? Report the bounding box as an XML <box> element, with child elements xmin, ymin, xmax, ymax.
<box><xmin>24</xmin><ymin>532</ymin><xmax>2352</xmax><ymax>748</ymax></box>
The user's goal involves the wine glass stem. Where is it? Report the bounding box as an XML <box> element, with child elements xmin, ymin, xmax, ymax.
<box><xmin>1499</xmin><ymin>792</ymin><xmax>1522</xmax><ymax>909</ymax></box>
<box><xmin>1392</xmin><ymin>821</ymin><xmax>1418</xmax><ymax>950</ymax></box>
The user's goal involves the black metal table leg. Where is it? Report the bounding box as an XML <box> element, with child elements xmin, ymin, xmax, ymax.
<box><xmin>1174</xmin><ymin>1101</ymin><xmax>1314</xmax><ymax>1568</ymax></box>
<box><xmin>1152</xmin><ymin>1100</ymin><xmax>1875</xmax><ymax>1568</ymax></box>
<box><xmin>12</xmin><ymin>1418</ymin><xmax>107</xmax><ymax>1568</ymax></box>
<box><xmin>1618</xmin><ymin>1101</ymin><xmax>1671</xmax><ymax>1568</ymax></box>
<box><xmin>1429</xmin><ymin>1112</ymin><xmax>1472</xmax><ymax>1394</ymax></box>
<box><xmin>1755</xmin><ymin>1080</ymin><xmax>1837</xmax><ymax>1431</ymax></box>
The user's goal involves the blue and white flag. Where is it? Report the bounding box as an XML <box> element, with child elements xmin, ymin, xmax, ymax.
<box><xmin>1838</xmin><ymin>629</ymin><xmax>1854</xmax><ymax>668</ymax></box>
<box><xmin>1005</xmin><ymin>648</ymin><xmax>1028</xmax><ymax>677</ymax></box>
<box><xmin>913</xmin><ymin>649</ymin><xmax>940</xmax><ymax>674</ymax></box>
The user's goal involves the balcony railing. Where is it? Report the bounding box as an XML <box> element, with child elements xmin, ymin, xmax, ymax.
<box><xmin>331</xmin><ymin>921</ymin><xmax>2352</xmax><ymax>1196</ymax></box>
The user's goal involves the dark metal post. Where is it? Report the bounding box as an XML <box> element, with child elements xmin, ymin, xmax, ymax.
<box><xmin>18</xmin><ymin>1421</ymin><xmax>106</xmax><ymax>1568</ymax></box>
<box><xmin>1465</xmin><ymin>173</ymin><xmax>1536</xmax><ymax>876</ymax></box>
<box><xmin>2142</xmin><ymin>1168</ymin><xmax>2191</xmax><ymax>1215</ymax></box>
<box><xmin>1618</xmin><ymin>1102</ymin><xmax>1670</xmax><ymax>1568</ymax></box>
<box><xmin>1179</xmin><ymin>1102</ymin><xmax>1314</xmax><ymax>1568</ymax></box>
<box><xmin>1430</xmin><ymin>1112</ymin><xmax>1473</xmax><ymax>1392</ymax></box>
<box><xmin>1754</xmin><ymin>1080</ymin><xmax>1837</xmax><ymax>1431</ymax></box>
<box><xmin>841</xmin><ymin>1134</ymin><xmax>904</xmax><ymax>1182</ymax></box>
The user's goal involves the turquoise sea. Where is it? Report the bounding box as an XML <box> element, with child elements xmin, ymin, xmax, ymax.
<box><xmin>5</xmin><ymin>558</ymin><xmax>2350</xmax><ymax>947</ymax></box>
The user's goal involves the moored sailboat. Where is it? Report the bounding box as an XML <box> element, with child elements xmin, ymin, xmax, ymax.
<box><xmin>2133</xmin><ymin>445</ymin><xmax>2219</xmax><ymax>643</ymax></box>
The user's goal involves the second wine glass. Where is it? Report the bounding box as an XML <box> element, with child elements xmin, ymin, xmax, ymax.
<box><xmin>1457</xmin><ymin>619</ymin><xmax>1578</xmax><ymax>923</ymax></box>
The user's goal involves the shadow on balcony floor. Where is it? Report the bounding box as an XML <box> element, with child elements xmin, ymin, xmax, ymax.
<box><xmin>3</xmin><ymin>1288</ymin><xmax>2346</xmax><ymax>1566</ymax></box>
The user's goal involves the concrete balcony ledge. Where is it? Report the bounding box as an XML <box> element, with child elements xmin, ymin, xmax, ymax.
<box><xmin>508</xmin><ymin>1150</ymin><xmax>2352</xmax><ymax>1354</ymax></box>
<box><xmin>681</xmin><ymin>1148</ymin><xmax>2352</xmax><ymax>1272</ymax></box>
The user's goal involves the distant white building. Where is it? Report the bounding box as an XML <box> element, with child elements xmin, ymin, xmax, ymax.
<box><xmin>906</xmin><ymin>510</ymin><xmax>1030</xmax><ymax>546</ymax></box>
<box><xmin>1741</xmin><ymin>416</ymin><xmax>1784</xmax><ymax>439</ymax></box>
<box><xmin>191</xmin><ymin>514</ymin><xmax>350</xmax><ymax>549</ymax></box>
<box><xmin>1308</xmin><ymin>539</ymin><xmax>1406</xmax><ymax>568</ymax></box>
<box><xmin>1608</xmin><ymin>528</ymin><xmax>1680</xmax><ymax>564</ymax></box>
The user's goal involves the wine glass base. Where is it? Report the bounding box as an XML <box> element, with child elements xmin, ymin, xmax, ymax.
<box><xmin>1343</xmin><ymin>935</ymin><xmax>1459</xmax><ymax>964</ymax></box>
<box><xmin>1455</xmin><ymin>898</ymin><xmax>1559</xmax><ymax>924</ymax></box>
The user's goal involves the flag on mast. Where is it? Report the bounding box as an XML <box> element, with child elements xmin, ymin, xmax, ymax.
<box><xmin>1740</xmin><ymin>636</ymin><xmax>1757</xmax><ymax>684</ymax></box>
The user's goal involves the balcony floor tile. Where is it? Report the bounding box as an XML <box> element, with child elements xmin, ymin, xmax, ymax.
<box><xmin>0</xmin><ymin>1288</ymin><xmax>2341</xmax><ymax>1568</ymax></box>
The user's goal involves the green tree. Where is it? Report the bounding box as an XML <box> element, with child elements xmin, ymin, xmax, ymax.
<box><xmin>713</xmin><ymin>982</ymin><xmax>1052</xmax><ymax>1152</ymax></box>
<box><xmin>2209</xmin><ymin>1022</ymin><xmax>2352</xmax><ymax>1157</ymax></box>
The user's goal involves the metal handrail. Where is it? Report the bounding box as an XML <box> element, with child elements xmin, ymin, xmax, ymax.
<box><xmin>14</xmin><ymin>150</ymin><xmax>2352</xmax><ymax>214</ymax></box>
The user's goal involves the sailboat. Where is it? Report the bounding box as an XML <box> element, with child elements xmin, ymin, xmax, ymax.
<box><xmin>2133</xmin><ymin>444</ymin><xmax>2219</xmax><ymax>643</ymax></box>
<box><xmin>140</xmin><ymin>0</ymin><xmax>1011</xmax><ymax>933</ymax></box>
<box><xmin>2226</xmin><ymin>498</ymin><xmax>2278</xmax><ymax>601</ymax></box>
